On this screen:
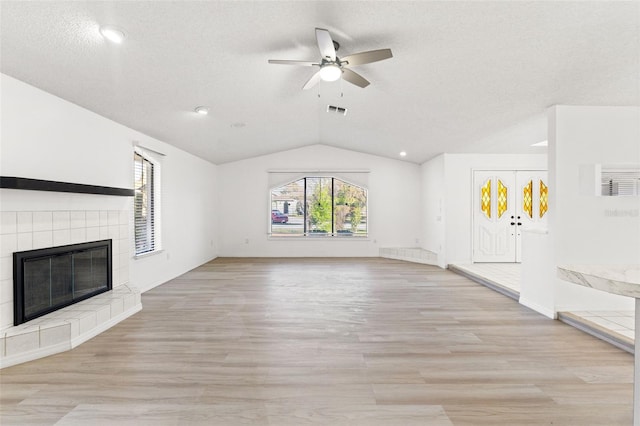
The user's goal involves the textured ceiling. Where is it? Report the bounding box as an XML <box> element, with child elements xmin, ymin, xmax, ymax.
<box><xmin>1</xmin><ymin>1</ymin><xmax>638</xmax><ymax>164</ymax></box>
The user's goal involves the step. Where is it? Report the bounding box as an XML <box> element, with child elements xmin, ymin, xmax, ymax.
<box><xmin>0</xmin><ymin>284</ymin><xmax>142</xmax><ymax>369</ymax></box>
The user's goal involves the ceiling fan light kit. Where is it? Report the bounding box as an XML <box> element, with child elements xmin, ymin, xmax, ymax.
<box><xmin>319</xmin><ymin>64</ymin><xmax>341</xmax><ymax>82</ymax></box>
<box><xmin>269</xmin><ymin>27</ymin><xmax>392</xmax><ymax>90</ymax></box>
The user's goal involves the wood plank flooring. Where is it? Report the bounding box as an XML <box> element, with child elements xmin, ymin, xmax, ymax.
<box><xmin>0</xmin><ymin>257</ymin><xmax>633</xmax><ymax>425</ymax></box>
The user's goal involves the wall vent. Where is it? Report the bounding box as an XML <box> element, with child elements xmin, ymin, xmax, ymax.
<box><xmin>327</xmin><ymin>105</ymin><xmax>347</xmax><ymax>116</ymax></box>
<box><xmin>601</xmin><ymin>169</ymin><xmax>640</xmax><ymax>196</ymax></box>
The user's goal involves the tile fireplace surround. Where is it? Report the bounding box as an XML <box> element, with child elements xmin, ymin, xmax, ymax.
<box><xmin>0</xmin><ymin>209</ymin><xmax>142</xmax><ymax>368</ymax></box>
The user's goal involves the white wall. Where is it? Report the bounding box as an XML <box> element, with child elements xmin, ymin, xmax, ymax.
<box><xmin>550</xmin><ymin>105</ymin><xmax>640</xmax><ymax>312</ymax></box>
<box><xmin>442</xmin><ymin>153</ymin><xmax>547</xmax><ymax>265</ymax></box>
<box><xmin>0</xmin><ymin>74</ymin><xmax>218</xmax><ymax>305</ymax></box>
<box><xmin>130</xmin><ymin>141</ymin><xmax>219</xmax><ymax>293</ymax></box>
<box><xmin>217</xmin><ymin>144</ymin><xmax>422</xmax><ymax>257</ymax></box>
<box><xmin>519</xmin><ymin>229</ymin><xmax>556</xmax><ymax>318</ymax></box>
<box><xmin>420</xmin><ymin>154</ymin><xmax>446</xmax><ymax>267</ymax></box>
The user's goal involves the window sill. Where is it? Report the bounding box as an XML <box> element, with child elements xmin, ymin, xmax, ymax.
<box><xmin>268</xmin><ymin>236</ymin><xmax>370</xmax><ymax>241</ymax></box>
<box><xmin>133</xmin><ymin>249</ymin><xmax>164</xmax><ymax>260</ymax></box>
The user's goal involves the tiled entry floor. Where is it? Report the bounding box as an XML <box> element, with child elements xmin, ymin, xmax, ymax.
<box><xmin>448</xmin><ymin>263</ymin><xmax>521</xmax><ymax>295</ymax></box>
<box><xmin>568</xmin><ymin>311</ymin><xmax>635</xmax><ymax>340</ymax></box>
<box><xmin>448</xmin><ymin>262</ymin><xmax>635</xmax><ymax>352</ymax></box>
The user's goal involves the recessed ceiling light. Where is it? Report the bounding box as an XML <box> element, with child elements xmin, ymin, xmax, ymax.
<box><xmin>319</xmin><ymin>64</ymin><xmax>342</xmax><ymax>82</ymax></box>
<box><xmin>99</xmin><ymin>25</ymin><xmax>126</xmax><ymax>44</ymax></box>
<box><xmin>399</xmin><ymin>151</ymin><xmax>407</xmax><ymax>157</ymax></box>
<box><xmin>195</xmin><ymin>106</ymin><xmax>209</xmax><ymax>115</ymax></box>
<box><xmin>531</xmin><ymin>140</ymin><xmax>548</xmax><ymax>147</ymax></box>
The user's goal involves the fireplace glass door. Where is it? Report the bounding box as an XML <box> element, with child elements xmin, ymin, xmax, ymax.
<box><xmin>14</xmin><ymin>240</ymin><xmax>112</xmax><ymax>325</ymax></box>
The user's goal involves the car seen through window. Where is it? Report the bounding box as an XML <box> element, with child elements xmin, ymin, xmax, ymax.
<box><xmin>271</xmin><ymin>209</ymin><xmax>288</xmax><ymax>224</ymax></box>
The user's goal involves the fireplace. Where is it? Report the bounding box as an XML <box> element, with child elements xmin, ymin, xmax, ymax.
<box><xmin>13</xmin><ymin>240</ymin><xmax>112</xmax><ymax>326</ymax></box>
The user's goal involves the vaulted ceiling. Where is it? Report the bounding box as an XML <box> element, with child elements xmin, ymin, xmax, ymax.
<box><xmin>1</xmin><ymin>1</ymin><xmax>638</xmax><ymax>164</ymax></box>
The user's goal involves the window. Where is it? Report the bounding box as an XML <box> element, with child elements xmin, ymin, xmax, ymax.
<box><xmin>270</xmin><ymin>177</ymin><xmax>367</xmax><ymax>237</ymax></box>
<box><xmin>134</xmin><ymin>151</ymin><xmax>159</xmax><ymax>255</ymax></box>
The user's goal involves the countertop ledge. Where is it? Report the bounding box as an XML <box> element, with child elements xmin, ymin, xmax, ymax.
<box><xmin>557</xmin><ymin>264</ymin><xmax>640</xmax><ymax>298</ymax></box>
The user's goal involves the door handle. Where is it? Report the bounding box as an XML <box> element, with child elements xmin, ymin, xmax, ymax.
<box><xmin>510</xmin><ymin>222</ymin><xmax>515</xmax><ymax>225</ymax></box>
<box><xmin>517</xmin><ymin>222</ymin><xmax>522</xmax><ymax>226</ymax></box>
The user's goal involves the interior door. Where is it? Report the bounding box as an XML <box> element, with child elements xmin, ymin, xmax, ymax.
<box><xmin>472</xmin><ymin>171</ymin><xmax>517</xmax><ymax>262</ymax></box>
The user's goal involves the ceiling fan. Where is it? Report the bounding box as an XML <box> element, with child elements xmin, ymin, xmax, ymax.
<box><xmin>268</xmin><ymin>28</ymin><xmax>393</xmax><ymax>90</ymax></box>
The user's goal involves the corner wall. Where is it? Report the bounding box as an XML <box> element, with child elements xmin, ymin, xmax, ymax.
<box><xmin>0</xmin><ymin>74</ymin><xmax>218</xmax><ymax>328</ymax></box>
<box><xmin>129</xmin><ymin>140</ymin><xmax>219</xmax><ymax>293</ymax></box>
<box><xmin>550</xmin><ymin>105</ymin><xmax>639</xmax><ymax>313</ymax></box>
<box><xmin>420</xmin><ymin>154</ymin><xmax>446</xmax><ymax>267</ymax></box>
<box><xmin>217</xmin><ymin>145</ymin><xmax>423</xmax><ymax>257</ymax></box>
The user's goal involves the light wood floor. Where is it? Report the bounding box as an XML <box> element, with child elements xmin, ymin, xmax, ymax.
<box><xmin>0</xmin><ymin>258</ymin><xmax>633</xmax><ymax>425</ymax></box>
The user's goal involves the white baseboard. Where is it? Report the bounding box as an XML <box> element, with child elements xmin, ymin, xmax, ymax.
<box><xmin>138</xmin><ymin>256</ymin><xmax>218</xmax><ymax>293</ymax></box>
<box><xmin>379</xmin><ymin>248</ymin><xmax>439</xmax><ymax>266</ymax></box>
<box><xmin>519</xmin><ymin>297</ymin><xmax>556</xmax><ymax>319</ymax></box>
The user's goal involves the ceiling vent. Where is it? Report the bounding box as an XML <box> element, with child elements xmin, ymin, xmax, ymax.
<box><xmin>327</xmin><ymin>105</ymin><xmax>347</xmax><ymax>116</ymax></box>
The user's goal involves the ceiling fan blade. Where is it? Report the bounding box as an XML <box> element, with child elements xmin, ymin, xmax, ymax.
<box><xmin>302</xmin><ymin>70</ymin><xmax>323</xmax><ymax>90</ymax></box>
<box><xmin>341</xmin><ymin>68</ymin><xmax>370</xmax><ymax>88</ymax></box>
<box><xmin>341</xmin><ymin>49</ymin><xmax>393</xmax><ymax>67</ymax></box>
<box><xmin>268</xmin><ymin>60</ymin><xmax>318</xmax><ymax>66</ymax></box>
<box><xmin>315</xmin><ymin>28</ymin><xmax>336</xmax><ymax>61</ymax></box>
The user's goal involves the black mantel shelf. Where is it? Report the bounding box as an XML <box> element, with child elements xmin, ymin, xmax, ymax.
<box><xmin>0</xmin><ymin>176</ymin><xmax>134</xmax><ymax>196</ymax></box>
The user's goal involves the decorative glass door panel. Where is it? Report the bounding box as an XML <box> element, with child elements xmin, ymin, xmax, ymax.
<box><xmin>481</xmin><ymin>179</ymin><xmax>491</xmax><ymax>219</ymax></box>
<box><xmin>523</xmin><ymin>180</ymin><xmax>533</xmax><ymax>218</ymax></box>
<box><xmin>497</xmin><ymin>180</ymin><xmax>508</xmax><ymax>218</ymax></box>
<box><xmin>540</xmin><ymin>180</ymin><xmax>548</xmax><ymax>218</ymax></box>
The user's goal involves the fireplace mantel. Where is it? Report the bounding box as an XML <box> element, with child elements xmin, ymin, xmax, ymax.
<box><xmin>0</xmin><ymin>176</ymin><xmax>134</xmax><ymax>196</ymax></box>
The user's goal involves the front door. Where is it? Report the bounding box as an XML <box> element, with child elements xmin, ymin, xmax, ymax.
<box><xmin>514</xmin><ymin>171</ymin><xmax>548</xmax><ymax>262</ymax></box>
<box><xmin>473</xmin><ymin>170</ymin><xmax>548</xmax><ymax>263</ymax></box>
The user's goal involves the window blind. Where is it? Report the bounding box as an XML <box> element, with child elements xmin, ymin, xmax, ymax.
<box><xmin>134</xmin><ymin>152</ymin><xmax>155</xmax><ymax>254</ymax></box>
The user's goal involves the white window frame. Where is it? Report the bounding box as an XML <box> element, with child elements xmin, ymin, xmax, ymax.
<box><xmin>133</xmin><ymin>147</ymin><xmax>162</xmax><ymax>257</ymax></box>
<box><xmin>268</xmin><ymin>175</ymin><xmax>369</xmax><ymax>238</ymax></box>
